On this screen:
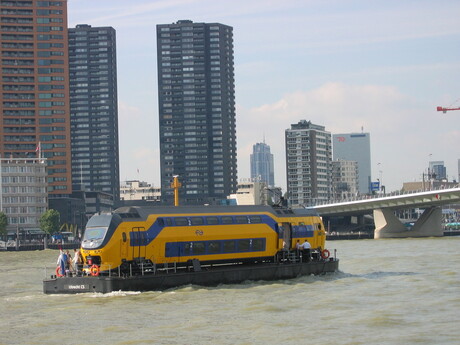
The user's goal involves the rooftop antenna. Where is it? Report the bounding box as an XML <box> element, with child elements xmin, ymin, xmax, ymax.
<box><xmin>361</xmin><ymin>126</ymin><xmax>364</xmax><ymax>133</ymax></box>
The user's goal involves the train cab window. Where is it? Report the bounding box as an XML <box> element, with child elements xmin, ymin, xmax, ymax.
<box><xmin>299</xmin><ymin>222</ymin><xmax>305</xmax><ymax>226</ymax></box>
<box><xmin>190</xmin><ymin>217</ymin><xmax>204</xmax><ymax>226</ymax></box>
<box><xmin>206</xmin><ymin>216</ymin><xmax>219</xmax><ymax>225</ymax></box>
<box><xmin>221</xmin><ymin>216</ymin><xmax>233</xmax><ymax>224</ymax></box>
<box><xmin>122</xmin><ymin>232</ymin><xmax>127</xmax><ymax>243</ymax></box>
<box><xmin>249</xmin><ymin>215</ymin><xmax>262</xmax><ymax>223</ymax></box>
<box><xmin>193</xmin><ymin>241</ymin><xmax>205</xmax><ymax>255</ymax></box>
<box><xmin>235</xmin><ymin>216</ymin><xmax>248</xmax><ymax>224</ymax></box>
<box><xmin>223</xmin><ymin>240</ymin><xmax>235</xmax><ymax>253</ymax></box>
<box><xmin>207</xmin><ymin>241</ymin><xmax>221</xmax><ymax>254</ymax></box>
<box><xmin>174</xmin><ymin>217</ymin><xmax>189</xmax><ymax>226</ymax></box>
<box><xmin>253</xmin><ymin>238</ymin><xmax>265</xmax><ymax>251</ymax></box>
<box><xmin>238</xmin><ymin>239</ymin><xmax>250</xmax><ymax>251</ymax></box>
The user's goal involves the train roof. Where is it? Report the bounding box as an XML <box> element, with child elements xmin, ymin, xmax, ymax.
<box><xmin>112</xmin><ymin>205</ymin><xmax>320</xmax><ymax>221</ymax></box>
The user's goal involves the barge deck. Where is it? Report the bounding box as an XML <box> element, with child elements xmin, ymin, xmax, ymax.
<box><xmin>43</xmin><ymin>257</ymin><xmax>339</xmax><ymax>294</ymax></box>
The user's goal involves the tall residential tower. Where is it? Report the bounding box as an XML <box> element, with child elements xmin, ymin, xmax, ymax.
<box><xmin>285</xmin><ymin>120</ymin><xmax>332</xmax><ymax>207</ymax></box>
<box><xmin>156</xmin><ymin>20</ymin><xmax>237</xmax><ymax>205</ymax></box>
<box><xmin>68</xmin><ymin>24</ymin><xmax>120</xmax><ymax>201</ymax></box>
<box><xmin>0</xmin><ymin>0</ymin><xmax>71</xmax><ymax>194</ymax></box>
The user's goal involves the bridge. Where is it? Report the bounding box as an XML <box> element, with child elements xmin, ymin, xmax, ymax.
<box><xmin>310</xmin><ymin>187</ymin><xmax>460</xmax><ymax>239</ymax></box>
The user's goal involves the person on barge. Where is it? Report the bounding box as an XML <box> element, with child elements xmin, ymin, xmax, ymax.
<box><xmin>300</xmin><ymin>240</ymin><xmax>311</xmax><ymax>262</ymax></box>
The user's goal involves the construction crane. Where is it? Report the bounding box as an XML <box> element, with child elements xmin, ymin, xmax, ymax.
<box><xmin>437</xmin><ymin>106</ymin><xmax>460</xmax><ymax>113</ymax></box>
<box><xmin>437</xmin><ymin>97</ymin><xmax>460</xmax><ymax>113</ymax></box>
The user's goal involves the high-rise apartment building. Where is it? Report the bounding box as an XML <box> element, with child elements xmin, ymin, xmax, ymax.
<box><xmin>68</xmin><ymin>24</ymin><xmax>120</xmax><ymax>201</ymax></box>
<box><xmin>250</xmin><ymin>142</ymin><xmax>274</xmax><ymax>187</ymax></box>
<box><xmin>0</xmin><ymin>0</ymin><xmax>71</xmax><ymax>194</ymax></box>
<box><xmin>285</xmin><ymin>120</ymin><xmax>332</xmax><ymax>207</ymax></box>
<box><xmin>333</xmin><ymin>133</ymin><xmax>371</xmax><ymax>194</ymax></box>
<box><xmin>156</xmin><ymin>20</ymin><xmax>237</xmax><ymax>205</ymax></box>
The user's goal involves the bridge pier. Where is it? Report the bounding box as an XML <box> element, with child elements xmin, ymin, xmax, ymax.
<box><xmin>374</xmin><ymin>206</ymin><xmax>443</xmax><ymax>239</ymax></box>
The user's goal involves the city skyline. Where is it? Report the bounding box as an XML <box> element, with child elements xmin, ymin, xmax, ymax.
<box><xmin>68</xmin><ymin>0</ymin><xmax>460</xmax><ymax>193</ymax></box>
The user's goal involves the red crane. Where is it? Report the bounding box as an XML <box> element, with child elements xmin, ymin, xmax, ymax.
<box><xmin>437</xmin><ymin>106</ymin><xmax>460</xmax><ymax>113</ymax></box>
<box><xmin>437</xmin><ymin>97</ymin><xmax>460</xmax><ymax>113</ymax></box>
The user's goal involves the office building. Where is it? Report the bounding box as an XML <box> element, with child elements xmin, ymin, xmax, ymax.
<box><xmin>120</xmin><ymin>180</ymin><xmax>161</xmax><ymax>203</ymax></box>
<box><xmin>333</xmin><ymin>132</ymin><xmax>371</xmax><ymax>194</ymax></box>
<box><xmin>250</xmin><ymin>142</ymin><xmax>274</xmax><ymax>187</ymax></box>
<box><xmin>429</xmin><ymin>161</ymin><xmax>446</xmax><ymax>181</ymax></box>
<box><xmin>332</xmin><ymin>159</ymin><xmax>359</xmax><ymax>200</ymax></box>
<box><xmin>0</xmin><ymin>158</ymin><xmax>47</xmax><ymax>232</ymax></box>
<box><xmin>227</xmin><ymin>180</ymin><xmax>268</xmax><ymax>205</ymax></box>
<box><xmin>156</xmin><ymin>20</ymin><xmax>237</xmax><ymax>205</ymax></box>
<box><xmin>0</xmin><ymin>0</ymin><xmax>72</xmax><ymax>194</ymax></box>
<box><xmin>68</xmin><ymin>24</ymin><xmax>120</xmax><ymax>201</ymax></box>
<box><xmin>285</xmin><ymin>120</ymin><xmax>332</xmax><ymax>207</ymax></box>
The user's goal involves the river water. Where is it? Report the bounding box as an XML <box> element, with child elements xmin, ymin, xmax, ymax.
<box><xmin>0</xmin><ymin>237</ymin><xmax>458</xmax><ymax>345</ymax></box>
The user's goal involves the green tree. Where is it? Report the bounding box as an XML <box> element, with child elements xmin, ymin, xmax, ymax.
<box><xmin>39</xmin><ymin>209</ymin><xmax>60</xmax><ymax>235</ymax></box>
<box><xmin>0</xmin><ymin>212</ymin><xmax>7</xmax><ymax>241</ymax></box>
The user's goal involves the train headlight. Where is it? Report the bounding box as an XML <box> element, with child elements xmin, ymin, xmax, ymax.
<box><xmin>82</xmin><ymin>239</ymin><xmax>103</xmax><ymax>249</ymax></box>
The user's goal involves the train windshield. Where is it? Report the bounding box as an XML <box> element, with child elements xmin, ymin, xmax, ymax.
<box><xmin>84</xmin><ymin>227</ymin><xmax>107</xmax><ymax>241</ymax></box>
<box><xmin>81</xmin><ymin>227</ymin><xmax>108</xmax><ymax>249</ymax></box>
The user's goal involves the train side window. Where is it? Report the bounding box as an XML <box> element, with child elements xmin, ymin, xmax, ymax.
<box><xmin>252</xmin><ymin>238</ymin><xmax>265</xmax><ymax>251</ymax></box>
<box><xmin>207</xmin><ymin>241</ymin><xmax>221</xmax><ymax>254</ymax></box>
<box><xmin>193</xmin><ymin>241</ymin><xmax>205</xmax><ymax>255</ymax></box>
<box><xmin>174</xmin><ymin>217</ymin><xmax>188</xmax><ymax>226</ymax></box>
<box><xmin>221</xmin><ymin>216</ymin><xmax>233</xmax><ymax>224</ymax></box>
<box><xmin>223</xmin><ymin>240</ymin><xmax>235</xmax><ymax>253</ymax></box>
<box><xmin>249</xmin><ymin>215</ymin><xmax>262</xmax><ymax>223</ymax></box>
<box><xmin>190</xmin><ymin>217</ymin><xmax>204</xmax><ymax>226</ymax></box>
<box><xmin>158</xmin><ymin>218</ymin><xmax>164</xmax><ymax>226</ymax></box>
<box><xmin>122</xmin><ymin>232</ymin><xmax>127</xmax><ymax>242</ymax></box>
<box><xmin>165</xmin><ymin>218</ymin><xmax>172</xmax><ymax>226</ymax></box>
<box><xmin>184</xmin><ymin>242</ymin><xmax>193</xmax><ymax>256</ymax></box>
<box><xmin>235</xmin><ymin>216</ymin><xmax>248</xmax><ymax>224</ymax></box>
<box><xmin>206</xmin><ymin>216</ymin><xmax>219</xmax><ymax>225</ymax></box>
<box><xmin>238</xmin><ymin>239</ymin><xmax>250</xmax><ymax>251</ymax></box>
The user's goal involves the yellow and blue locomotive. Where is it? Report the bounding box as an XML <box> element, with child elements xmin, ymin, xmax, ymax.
<box><xmin>80</xmin><ymin>205</ymin><xmax>327</xmax><ymax>274</ymax></box>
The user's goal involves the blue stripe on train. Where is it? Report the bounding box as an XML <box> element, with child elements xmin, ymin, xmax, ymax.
<box><xmin>129</xmin><ymin>214</ymin><xmax>278</xmax><ymax>247</ymax></box>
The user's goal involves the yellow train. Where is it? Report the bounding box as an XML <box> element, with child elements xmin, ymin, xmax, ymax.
<box><xmin>80</xmin><ymin>205</ymin><xmax>327</xmax><ymax>274</ymax></box>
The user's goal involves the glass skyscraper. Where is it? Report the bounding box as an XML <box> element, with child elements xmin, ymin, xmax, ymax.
<box><xmin>68</xmin><ymin>24</ymin><xmax>120</xmax><ymax>201</ymax></box>
<box><xmin>250</xmin><ymin>142</ymin><xmax>274</xmax><ymax>187</ymax></box>
<box><xmin>156</xmin><ymin>20</ymin><xmax>237</xmax><ymax>205</ymax></box>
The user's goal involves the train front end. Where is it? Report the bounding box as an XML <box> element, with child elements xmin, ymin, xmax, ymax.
<box><xmin>80</xmin><ymin>213</ymin><xmax>122</xmax><ymax>274</ymax></box>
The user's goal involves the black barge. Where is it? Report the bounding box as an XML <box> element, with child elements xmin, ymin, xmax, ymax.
<box><xmin>43</xmin><ymin>256</ymin><xmax>339</xmax><ymax>294</ymax></box>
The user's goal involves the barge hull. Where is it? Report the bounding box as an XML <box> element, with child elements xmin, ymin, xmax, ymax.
<box><xmin>43</xmin><ymin>259</ymin><xmax>339</xmax><ymax>294</ymax></box>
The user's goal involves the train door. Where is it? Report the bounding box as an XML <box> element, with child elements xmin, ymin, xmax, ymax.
<box><xmin>120</xmin><ymin>231</ymin><xmax>128</xmax><ymax>260</ymax></box>
<box><xmin>131</xmin><ymin>227</ymin><xmax>146</xmax><ymax>260</ymax></box>
<box><xmin>281</xmin><ymin>222</ymin><xmax>292</xmax><ymax>249</ymax></box>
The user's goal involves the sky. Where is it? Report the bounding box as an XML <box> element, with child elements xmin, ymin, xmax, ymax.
<box><xmin>68</xmin><ymin>0</ymin><xmax>460</xmax><ymax>193</ymax></box>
